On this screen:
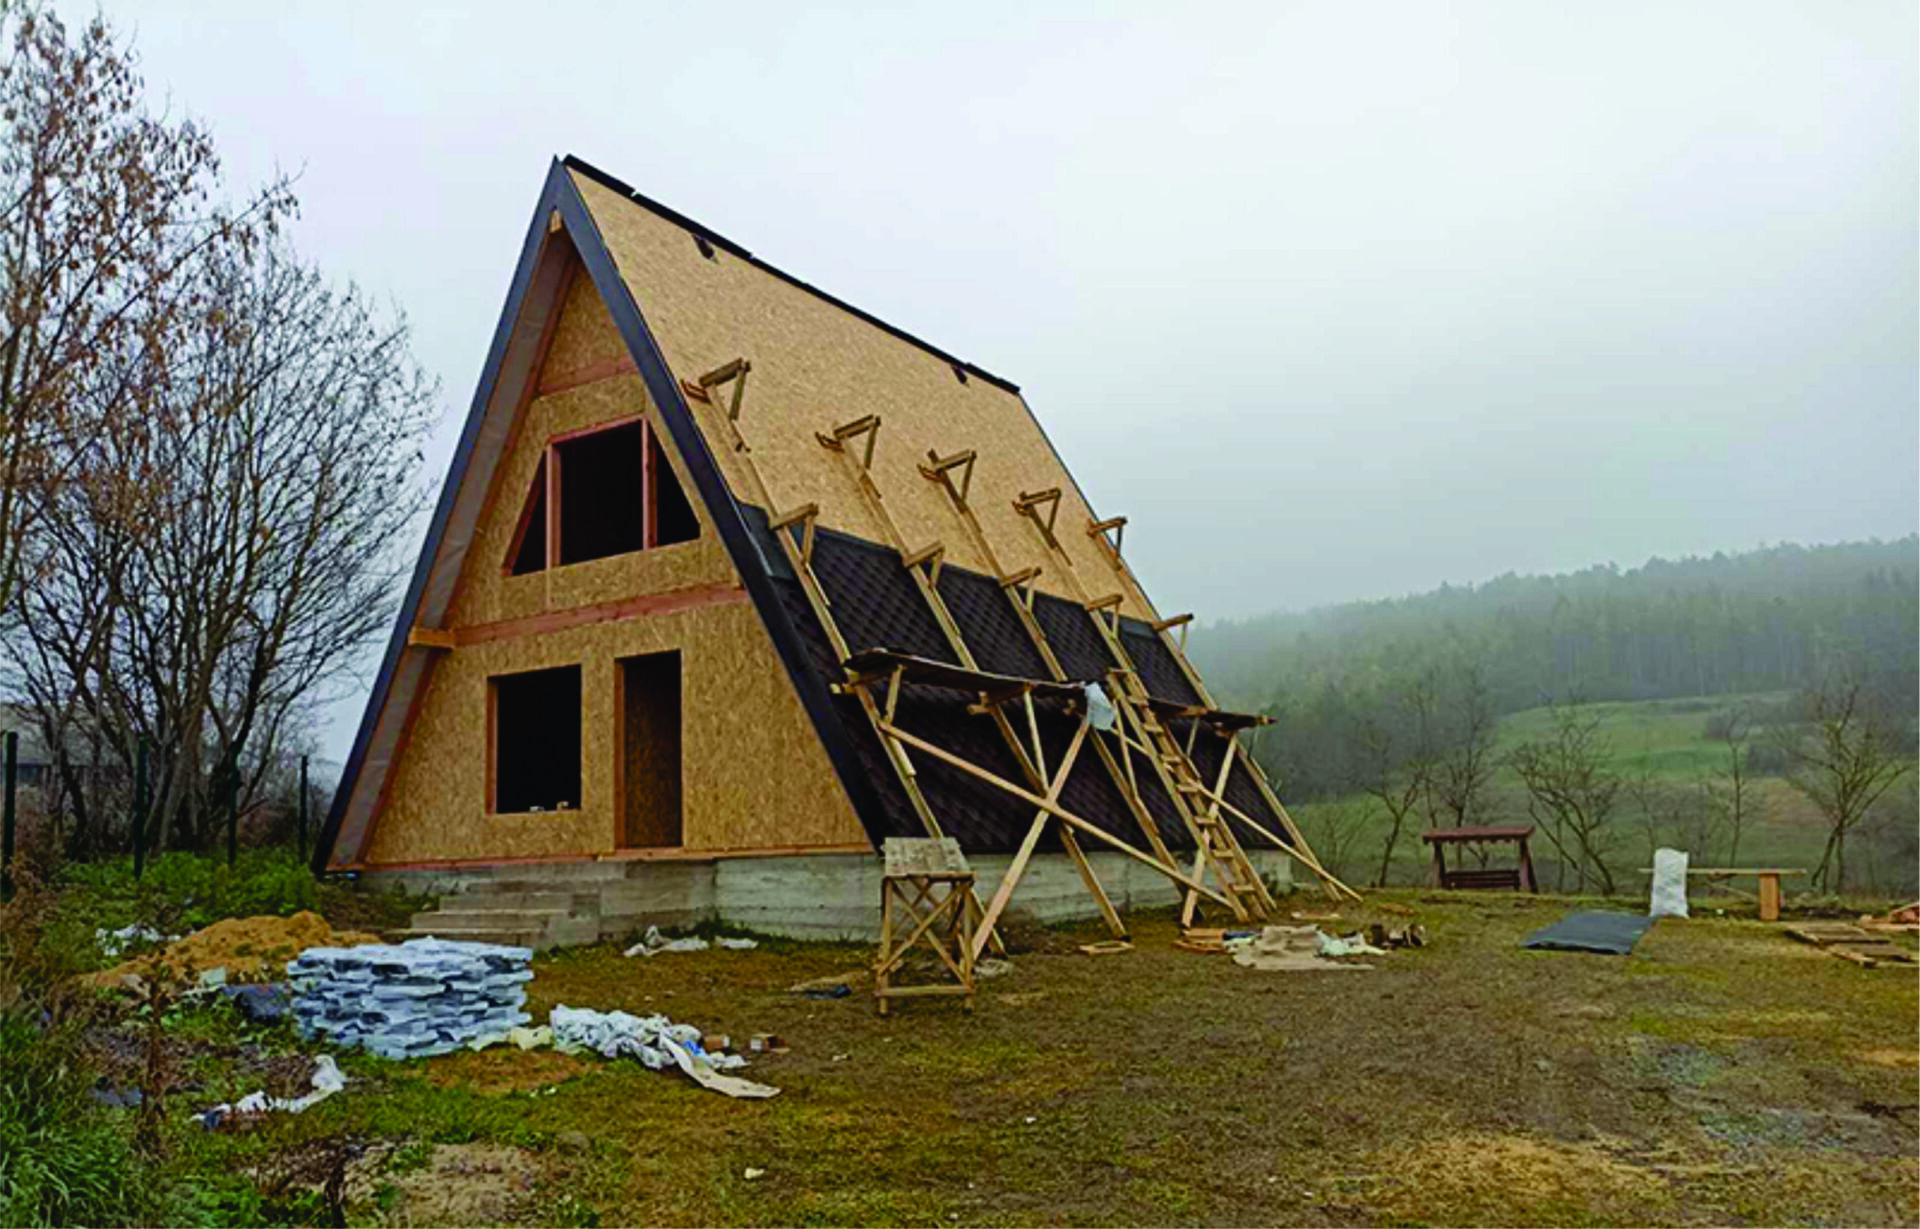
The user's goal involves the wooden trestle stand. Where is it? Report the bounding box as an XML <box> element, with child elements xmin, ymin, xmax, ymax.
<box><xmin>875</xmin><ymin>837</ymin><xmax>978</xmax><ymax>1015</ymax></box>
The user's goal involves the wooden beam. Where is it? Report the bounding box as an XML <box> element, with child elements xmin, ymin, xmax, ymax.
<box><xmin>697</xmin><ymin>357</ymin><xmax>750</xmax><ymax>388</ymax></box>
<box><xmin>408</xmin><ymin>626</ymin><xmax>456</xmax><ymax>651</ymax></box>
<box><xmin>970</xmin><ymin>720</ymin><xmax>1091</xmax><ymax>956</ymax></box>
<box><xmin>453</xmin><ymin>583</ymin><xmax>750</xmax><ymax>646</ymax></box>
<box><xmin>876</xmin><ymin>720</ymin><xmax>1232</xmax><ymax>908</ymax></box>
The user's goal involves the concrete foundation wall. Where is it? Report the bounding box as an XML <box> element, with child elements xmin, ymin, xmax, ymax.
<box><xmin>359</xmin><ymin>848</ymin><xmax>1295</xmax><ymax>945</ymax></box>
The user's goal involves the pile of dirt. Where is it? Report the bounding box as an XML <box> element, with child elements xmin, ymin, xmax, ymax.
<box><xmin>89</xmin><ymin>910</ymin><xmax>382</xmax><ymax>988</ymax></box>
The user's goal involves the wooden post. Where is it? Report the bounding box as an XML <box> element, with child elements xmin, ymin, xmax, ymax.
<box><xmin>1757</xmin><ymin>872</ymin><xmax>1782</xmax><ymax>923</ymax></box>
<box><xmin>298</xmin><ymin>754</ymin><xmax>310</xmax><ymax>864</ymax></box>
<box><xmin>226</xmin><ymin>767</ymin><xmax>239</xmax><ymax>869</ymax></box>
<box><xmin>1</xmin><ymin>731</ymin><xmax>15</xmax><ymax>901</ymax></box>
<box><xmin>132</xmin><ymin>736</ymin><xmax>151</xmax><ymax>880</ymax></box>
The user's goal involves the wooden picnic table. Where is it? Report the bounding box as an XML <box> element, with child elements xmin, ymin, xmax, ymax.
<box><xmin>1422</xmin><ymin>824</ymin><xmax>1537</xmax><ymax>893</ymax></box>
<box><xmin>1637</xmin><ymin>866</ymin><xmax>1805</xmax><ymax>922</ymax></box>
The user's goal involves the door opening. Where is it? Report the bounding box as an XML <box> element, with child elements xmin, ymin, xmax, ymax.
<box><xmin>617</xmin><ymin>651</ymin><xmax>683</xmax><ymax>847</ymax></box>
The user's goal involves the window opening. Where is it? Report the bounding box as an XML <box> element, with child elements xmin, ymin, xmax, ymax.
<box><xmin>491</xmin><ymin>665</ymin><xmax>581</xmax><ymax>813</ymax></box>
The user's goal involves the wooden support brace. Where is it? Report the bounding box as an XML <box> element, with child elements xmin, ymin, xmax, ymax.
<box><xmin>1088</xmin><ymin>516</ymin><xmax>1126</xmax><ymax>554</ymax></box>
<box><xmin>999</xmin><ymin>566</ymin><xmax>1041</xmax><ymax>589</ymax></box>
<box><xmin>679</xmin><ymin>377</ymin><xmax>712</xmax><ymax>404</ymax></box>
<box><xmin>902</xmin><ymin>541</ymin><xmax>945</xmax><ymax>585</ymax></box>
<box><xmin>1014</xmin><ymin>487</ymin><xmax>1063</xmax><ymax>538</ymax></box>
<box><xmin>919</xmin><ymin>448</ymin><xmax>977</xmax><ymax>507</ymax></box>
<box><xmin>1085</xmin><ymin>593</ymin><xmax>1124</xmax><ymax>613</ymax></box>
<box><xmin>408</xmin><ymin>626</ymin><xmax>456</xmax><ymax>651</ymax></box>
<box><xmin>817</xmin><ymin>415</ymin><xmax>881</xmax><ymax>470</ymax></box>
<box><xmin>697</xmin><ymin>357</ymin><xmax>750</xmax><ymax>389</ymax></box>
<box><xmin>877</xmin><ymin>720</ymin><xmax>1232</xmax><ymax>909</ymax></box>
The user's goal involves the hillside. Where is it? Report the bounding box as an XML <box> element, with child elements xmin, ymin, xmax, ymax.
<box><xmin>1192</xmin><ymin>537</ymin><xmax>1918</xmax><ymax>716</ymax></box>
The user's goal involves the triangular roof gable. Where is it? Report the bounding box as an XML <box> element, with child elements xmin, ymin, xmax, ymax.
<box><xmin>316</xmin><ymin>160</ymin><xmax>888</xmax><ymax>871</ymax></box>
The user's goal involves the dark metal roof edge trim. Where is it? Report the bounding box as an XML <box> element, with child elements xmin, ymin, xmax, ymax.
<box><xmin>314</xmin><ymin>160</ymin><xmax>572</xmax><ymax>874</ymax></box>
<box><xmin>561</xmin><ymin>153</ymin><xmax>1021</xmax><ymax>395</ymax></box>
<box><xmin>553</xmin><ymin>168</ymin><xmax>899</xmax><ymax>849</ymax></box>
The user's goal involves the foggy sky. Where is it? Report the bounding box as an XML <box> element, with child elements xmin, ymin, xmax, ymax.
<box><xmin>124</xmin><ymin>1</ymin><xmax>1918</xmax><ymax>765</ymax></box>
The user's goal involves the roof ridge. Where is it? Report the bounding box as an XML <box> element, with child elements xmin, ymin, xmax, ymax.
<box><xmin>561</xmin><ymin>153</ymin><xmax>1021</xmax><ymax>396</ymax></box>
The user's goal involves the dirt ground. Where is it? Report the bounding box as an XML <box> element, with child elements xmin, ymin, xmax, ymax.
<box><xmin>166</xmin><ymin>892</ymin><xmax>1917</xmax><ymax>1226</ymax></box>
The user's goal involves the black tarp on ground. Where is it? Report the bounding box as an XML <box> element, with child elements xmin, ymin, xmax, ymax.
<box><xmin>1520</xmin><ymin>912</ymin><xmax>1654</xmax><ymax>955</ymax></box>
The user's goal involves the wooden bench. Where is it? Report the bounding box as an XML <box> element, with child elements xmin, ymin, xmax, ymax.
<box><xmin>1443</xmin><ymin>867</ymin><xmax>1523</xmax><ymax>892</ymax></box>
<box><xmin>1636</xmin><ymin>866</ymin><xmax>1805</xmax><ymax>922</ymax></box>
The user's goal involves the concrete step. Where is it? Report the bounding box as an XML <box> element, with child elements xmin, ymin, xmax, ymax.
<box><xmin>397</xmin><ymin>915</ymin><xmax>600</xmax><ymax>952</ymax></box>
<box><xmin>414</xmin><ymin>907</ymin><xmax>569</xmax><ymax>931</ymax></box>
<box><xmin>436</xmin><ymin>889</ymin><xmax>595</xmax><ymax>914</ymax></box>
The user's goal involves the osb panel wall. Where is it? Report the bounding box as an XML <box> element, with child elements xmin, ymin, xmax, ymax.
<box><xmin>364</xmin><ymin>599</ymin><xmax>868</xmax><ymax>864</ymax></box>
<box><xmin>447</xmin><ymin>376</ymin><xmax>736</xmax><ymax>627</ymax></box>
<box><xmin>572</xmin><ymin>172</ymin><xmax>1155</xmax><ymax>621</ymax></box>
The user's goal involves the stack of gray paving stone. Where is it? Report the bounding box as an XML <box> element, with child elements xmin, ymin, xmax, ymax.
<box><xmin>287</xmin><ymin>937</ymin><xmax>533</xmax><ymax>1060</ymax></box>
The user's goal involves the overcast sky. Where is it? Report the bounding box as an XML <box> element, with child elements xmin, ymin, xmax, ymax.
<box><xmin>124</xmin><ymin>1</ymin><xmax>1916</xmax><ymax>763</ymax></box>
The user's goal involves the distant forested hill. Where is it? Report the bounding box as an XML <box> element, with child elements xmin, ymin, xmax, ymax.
<box><xmin>1191</xmin><ymin>537</ymin><xmax>1919</xmax><ymax>717</ymax></box>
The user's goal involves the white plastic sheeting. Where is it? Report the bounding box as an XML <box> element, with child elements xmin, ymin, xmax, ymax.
<box><xmin>288</xmin><ymin>938</ymin><xmax>533</xmax><ymax>1060</ymax></box>
<box><xmin>550</xmin><ymin>1006</ymin><xmax>779</xmax><ymax>1099</ymax></box>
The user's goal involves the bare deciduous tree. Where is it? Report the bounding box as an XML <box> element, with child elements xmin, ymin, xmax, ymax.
<box><xmin>1699</xmin><ymin>703</ymin><xmax>1761</xmax><ymax>866</ymax></box>
<box><xmin>1509</xmin><ymin>700</ymin><xmax>1622</xmax><ymax>894</ymax></box>
<box><xmin>0</xmin><ymin>6</ymin><xmax>290</xmax><ymax>623</ymax></box>
<box><xmin>1357</xmin><ymin>669</ymin><xmax>1437</xmax><ymax>887</ymax></box>
<box><xmin>1428</xmin><ymin>658</ymin><xmax>1498</xmax><ymax>829</ymax></box>
<box><xmin>9</xmin><ymin>238</ymin><xmax>436</xmax><ymax>856</ymax></box>
<box><xmin>1778</xmin><ymin>673</ymin><xmax>1915</xmax><ymax>894</ymax></box>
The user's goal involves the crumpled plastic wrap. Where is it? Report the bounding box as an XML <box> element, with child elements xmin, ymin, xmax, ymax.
<box><xmin>550</xmin><ymin>1005</ymin><xmax>779</xmax><ymax>1099</ymax></box>
<box><xmin>288</xmin><ymin>937</ymin><xmax>533</xmax><ymax>1060</ymax></box>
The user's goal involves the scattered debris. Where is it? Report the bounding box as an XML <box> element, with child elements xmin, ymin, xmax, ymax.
<box><xmin>194</xmin><ymin>1055</ymin><xmax>347</xmax><ymax>1130</ymax></box>
<box><xmin>1175</xmin><ymin>927</ymin><xmax>1235</xmax><ymax>954</ymax></box>
<box><xmin>1785</xmin><ymin>923</ymin><xmax>1919</xmax><ymax>969</ymax></box>
<box><xmin>88</xmin><ymin>912</ymin><xmax>383</xmax><ymax>989</ymax></box>
<box><xmin>1858</xmin><ymin>902</ymin><xmax>1920</xmax><ymax>933</ymax></box>
<box><xmin>96</xmin><ymin>924</ymin><xmax>174</xmax><ymax>957</ymax></box>
<box><xmin>221</xmin><ymin>983</ymin><xmax>291</xmax><ymax>1024</ymax></box>
<box><xmin>975</xmin><ymin>958</ymin><xmax>1013</xmax><ymax>979</ymax></box>
<box><xmin>1290</xmin><ymin>910</ymin><xmax>1342</xmax><ymax>922</ymax></box>
<box><xmin>789</xmin><ymin>970</ymin><xmax>867</xmax><ymax>996</ymax></box>
<box><xmin>1316</xmin><ymin>931</ymin><xmax>1386</xmax><ymax>958</ymax></box>
<box><xmin>1229</xmin><ymin>926</ymin><xmax>1371</xmax><ymax>972</ymax></box>
<box><xmin>289</xmin><ymin>938</ymin><xmax>533</xmax><ymax>1059</ymax></box>
<box><xmin>625</xmin><ymin>926</ymin><xmax>711</xmax><ymax>957</ymax></box>
<box><xmin>1362</xmin><ymin>923</ymin><xmax>1428</xmax><ymax>950</ymax></box>
<box><xmin>743</xmin><ymin>1168</ymin><xmax>766</xmax><ymax>1181</ymax></box>
<box><xmin>550</xmin><ymin>1006</ymin><xmax>778</xmax><ymax>1099</ymax></box>
<box><xmin>716</xmin><ymin>936</ymin><xmax>760</xmax><ymax>950</ymax></box>
<box><xmin>749</xmin><ymin>1033</ymin><xmax>788</xmax><ymax>1054</ymax></box>
<box><xmin>1076</xmin><ymin>940</ymin><xmax>1132</xmax><ymax>956</ymax></box>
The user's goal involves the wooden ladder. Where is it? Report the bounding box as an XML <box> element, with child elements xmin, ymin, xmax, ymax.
<box><xmin>1094</xmin><ymin>628</ymin><xmax>1274</xmax><ymax>925</ymax></box>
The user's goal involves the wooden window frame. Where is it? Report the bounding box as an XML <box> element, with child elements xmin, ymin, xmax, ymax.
<box><xmin>502</xmin><ymin>414</ymin><xmax>661</xmax><ymax>575</ymax></box>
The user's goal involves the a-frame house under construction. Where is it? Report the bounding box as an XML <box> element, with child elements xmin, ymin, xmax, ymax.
<box><xmin>319</xmin><ymin>156</ymin><xmax>1354</xmax><ymax>947</ymax></box>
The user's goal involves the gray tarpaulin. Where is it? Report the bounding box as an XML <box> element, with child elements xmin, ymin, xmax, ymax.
<box><xmin>1520</xmin><ymin>912</ymin><xmax>1654</xmax><ymax>955</ymax></box>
